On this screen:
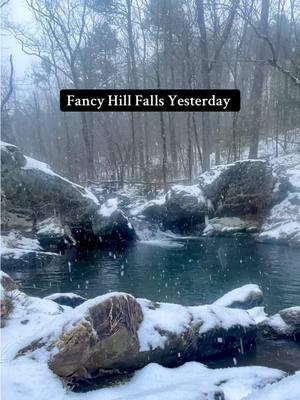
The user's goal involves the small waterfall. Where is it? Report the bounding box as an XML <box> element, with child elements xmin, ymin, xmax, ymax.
<box><xmin>204</xmin><ymin>215</ymin><xmax>209</xmax><ymax>226</ymax></box>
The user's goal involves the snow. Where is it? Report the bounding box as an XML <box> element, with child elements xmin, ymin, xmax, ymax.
<box><xmin>0</xmin><ymin>231</ymin><xmax>59</xmax><ymax>259</ymax></box>
<box><xmin>170</xmin><ymin>184</ymin><xmax>206</xmax><ymax>203</ymax></box>
<box><xmin>130</xmin><ymin>194</ymin><xmax>166</xmax><ymax>217</ymax></box>
<box><xmin>0</xmin><ymin>275</ymin><xmax>295</xmax><ymax>400</ymax></box>
<box><xmin>138</xmin><ymin>299</ymin><xmax>191</xmax><ymax>351</ymax></box>
<box><xmin>45</xmin><ymin>293</ymin><xmax>85</xmax><ymax>301</ymax></box>
<box><xmin>36</xmin><ymin>219</ymin><xmax>63</xmax><ymax>236</ymax></box>
<box><xmin>22</xmin><ymin>156</ymin><xmax>57</xmax><ymax>176</ymax></box>
<box><xmin>1</xmin><ymin>358</ymin><xmax>287</xmax><ymax>400</ymax></box>
<box><xmin>99</xmin><ymin>198</ymin><xmax>119</xmax><ymax>217</ymax></box>
<box><xmin>199</xmin><ymin>164</ymin><xmax>231</xmax><ymax>187</ymax></box>
<box><xmin>246</xmin><ymin>307</ymin><xmax>267</xmax><ymax>324</ymax></box>
<box><xmin>258</xmin><ymin>191</ymin><xmax>300</xmax><ymax>245</ymax></box>
<box><xmin>22</xmin><ymin>155</ymin><xmax>99</xmax><ymax>206</ymax></box>
<box><xmin>265</xmin><ymin>313</ymin><xmax>289</xmax><ymax>332</ymax></box>
<box><xmin>244</xmin><ymin>371</ymin><xmax>300</xmax><ymax>400</ymax></box>
<box><xmin>190</xmin><ymin>304</ymin><xmax>255</xmax><ymax>335</ymax></box>
<box><xmin>138</xmin><ymin>299</ymin><xmax>255</xmax><ymax>352</ymax></box>
<box><xmin>214</xmin><ymin>284</ymin><xmax>262</xmax><ymax>308</ymax></box>
<box><xmin>139</xmin><ymin>239</ymin><xmax>184</xmax><ymax>248</ymax></box>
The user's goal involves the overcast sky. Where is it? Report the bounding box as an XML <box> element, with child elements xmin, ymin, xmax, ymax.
<box><xmin>1</xmin><ymin>0</ymin><xmax>35</xmax><ymax>82</ymax></box>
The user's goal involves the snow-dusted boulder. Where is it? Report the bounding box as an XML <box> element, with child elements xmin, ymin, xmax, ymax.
<box><xmin>163</xmin><ymin>185</ymin><xmax>209</xmax><ymax>231</ymax></box>
<box><xmin>203</xmin><ymin>217</ymin><xmax>259</xmax><ymax>237</ymax></box>
<box><xmin>199</xmin><ymin>160</ymin><xmax>275</xmax><ymax>217</ymax></box>
<box><xmin>36</xmin><ymin>217</ymin><xmax>76</xmax><ymax>248</ymax></box>
<box><xmin>44</xmin><ymin>293</ymin><xmax>86</xmax><ymax>308</ymax></box>
<box><xmin>92</xmin><ymin>198</ymin><xmax>137</xmax><ymax>243</ymax></box>
<box><xmin>258</xmin><ymin>307</ymin><xmax>300</xmax><ymax>341</ymax></box>
<box><xmin>1</xmin><ymin>141</ymin><xmax>99</xmax><ymax>230</ymax></box>
<box><xmin>18</xmin><ymin>290</ymin><xmax>257</xmax><ymax>382</ymax></box>
<box><xmin>214</xmin><ymin>284</ymin><xmax>263</xmax><ymax>310</ymax></box>
<box><xmin>1</xmin><ymin>142</ymin><xmax>136</xmax><ymax>250</ymax></box>
<box><xmin>131</xmin><ymin>195</ymin><xmax>167</xmax><ymax>222</ymax></box>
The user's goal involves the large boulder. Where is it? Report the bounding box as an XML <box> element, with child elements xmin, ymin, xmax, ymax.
<box><xmin>18</xmin><ymin>291</ymin><xmax>257</xmax><ymax>383</ymax></box>
<box><xmin>1</xmin><ymin>142</ymin><xmax>136</xmax><ymax>249</ymax></box>
<box><xmin>199</xmin><ymin>160</ymin><xmax>275</xmax><ymax>217</ymax></box>
<box><xmin>163</xmin><ymin>185</ymin><xmax>209</xmax><ymax>231</ymax></box>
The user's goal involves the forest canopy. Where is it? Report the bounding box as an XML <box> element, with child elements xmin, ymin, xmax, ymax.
<box><xmin>1</xmin><ymin>0</ymin><xmax>300</xmax><ymax>186</ymax></box>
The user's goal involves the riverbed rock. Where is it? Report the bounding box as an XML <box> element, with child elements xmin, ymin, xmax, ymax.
<box><xmin>258</xmin><ymin>306</ymin><xmax>300</xmax><ymax>341</ymax></box>
<box><xmin>214</xmin><ymin>284</ymin><xmax>263</xmax><ymax>310</ymax></box>
<box><xmin>199</xmin><ymin>160</ymin><xmax>275</xmax><ymax>217</ymax></box>
<box><xmin>91</xmin><ymin>200</ymin><xmax>137</xmax><ymax>243</ymax></box>
<box><xmin>48</xmin><ymin>293</ymin><xmax>143</xmax><ymax>379</ymax></box>
<box><xmin>16</xmin><ymin>292</ymin><xmax>257</xmax><ymax>382</ymax></box>
<box><xmin>1</xmin><ymin>141</ymin><xmax>136</xmax><ymax>249</ymax></box>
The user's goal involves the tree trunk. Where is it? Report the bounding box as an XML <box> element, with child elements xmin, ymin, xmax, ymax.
<box><xmin>248</xmin><ymin>0</ymin><xmax>270</xmax><ymax>158</ymax></box>
<box><xmin>195</xmin><ymin>0</ymin><xmax>211</xmax><ymax>171</ymax></box>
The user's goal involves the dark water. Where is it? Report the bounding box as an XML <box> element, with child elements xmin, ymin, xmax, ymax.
<box><xmin>3</xmin><ymin>237</ymin><xmax>300</xmax><ymax>372</ymax></box>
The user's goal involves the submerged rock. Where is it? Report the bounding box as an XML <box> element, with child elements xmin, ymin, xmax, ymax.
<box><xmin>214</xmin><ymin>284</ymin><xmax>263</xmax><ymax>310</ymax></box>
<box><xmin>258</xmin><ymin>306</ymin><xmax>300</xmax><ymax>341</ymax></box>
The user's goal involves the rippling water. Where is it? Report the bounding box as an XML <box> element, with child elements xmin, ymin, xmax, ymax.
<box><xmin>6</xmin><ymin>237</ymin><xmax>300</xmax><ymax>315</ymax></box>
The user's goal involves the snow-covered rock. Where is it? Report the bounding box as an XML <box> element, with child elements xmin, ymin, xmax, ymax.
<box><xmin>257</xmin><ymin>192</ymin><xmax>300</xmax><ymax>247</ymax></box>
<box><xmin>1</xmin><ymin>141</ymin><xmax>137</xmax><ymax>251</ymax></box>
<box><xmin>163</xmin><ymin>185</ymin><xmax>209</xmax><ymax>231</ymax></box>
<box><xmin>203</xmin><ymin>217</ymin><xmax>259</xmax><ymax>237</ymax></box>
<box><xmin>15</xmin><ymin>290</ymin><xmax>256</xmax><ymax>382</ymax></box>
<box><xmin>199</xmin><ymin>160</ymin><xmax>276</xmax><ymax>217</ymax></box>
<box><xmin>258</xmin><ymin>306</ymin><xmax>300</xmax><ymax>341</ymax></box>
<box><xmin>131</xmin><ymin>195</ymin><xmax>167</xmax><ymax>221</ymax></box>
<box><xmin>1</xmin><ymin>273</ymin><xmax>296</xmax><ymax>399</ymax></box>
<box><xmin>214</xmin><ymin>284</ymin><xmax>263</xmax><ymax>310</ymax></box>
<box><xmin>0</xmin><ymin>231</ymin><xmax>59</xmax><ymax>268</ymax></box>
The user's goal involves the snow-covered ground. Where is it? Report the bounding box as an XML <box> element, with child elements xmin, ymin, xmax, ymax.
<box><xmin>1</xmin><ymin>273</ymin><xmax>299</xmax><ymax>400</ymax></box>
<box><xmin>258</xmin><ymin>152</ymin><xmax>300</xmax><ymax>246</ymax></box>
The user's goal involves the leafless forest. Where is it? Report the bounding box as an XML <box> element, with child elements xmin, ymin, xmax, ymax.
<box><xmin>1</xmin><ymin>0</ymin><xmax>300</xmax><ymax>186</ymax></box>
